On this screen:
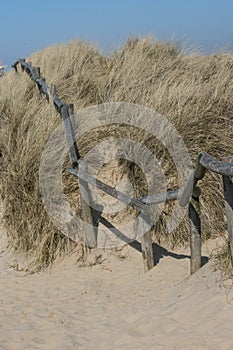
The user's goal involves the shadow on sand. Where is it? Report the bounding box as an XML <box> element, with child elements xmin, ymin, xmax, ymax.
<box><xmin>98</xmin><ymin>216</ymin><xmax>209</xmax><ymax>268</ymax></box>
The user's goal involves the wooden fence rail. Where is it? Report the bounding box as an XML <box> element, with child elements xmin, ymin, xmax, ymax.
<box><xmin>12</xmin><ymin>59</ymin><xmax>97</xmax><ymax>248</ymax></box>
<box><xmin>12</xmin><ymin>58</ymin><xmax>233</xmax><ymax>274</ymax></box>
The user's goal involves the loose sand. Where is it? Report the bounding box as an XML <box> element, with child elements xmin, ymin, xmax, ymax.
<box><xmin>0</xmin><ymin>224</ymin><xmax>232</xmax><ymax>350</ymax></box>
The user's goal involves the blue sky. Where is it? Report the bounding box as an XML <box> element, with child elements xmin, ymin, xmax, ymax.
<box><xmin>1</xmin><ymin>0</ymin><xmax>233</xmax><ymax>66</ymax></box>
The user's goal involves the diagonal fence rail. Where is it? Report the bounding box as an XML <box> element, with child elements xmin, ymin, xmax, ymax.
<box><xmin>12</xmin><ymin>58</ymin><xmax>233</xmax><ymax>274</ymax></box>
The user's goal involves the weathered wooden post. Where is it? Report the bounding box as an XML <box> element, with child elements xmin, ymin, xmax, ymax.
<box><xmin>66</xmin><ymin>104</ymin><xmax>97</xmax><ymax>248</ymax></box>
<box><xmin>141</xmin><ymin>229</ymin><xmax>154</xmax><ymax>272</ymax></box>
<box><xmin>223</xmin><ymin>175</ymin><xmax>233</xmax><ymax>265</ymax></box>
<box><xmin>138</xmin><ymin>210</ymin><xmax>154</xmax><ymax>272</ymax></box>
<box><xmin>188</xmin><ymin>186</ymin><xmax>202</xmax><ymax>274</ymax></box>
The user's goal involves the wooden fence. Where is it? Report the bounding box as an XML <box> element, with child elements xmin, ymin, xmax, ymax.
<box><xmin>12</xmin><ymin>58</ymin><xmax>233</xmax><ymax>274</ymax></box>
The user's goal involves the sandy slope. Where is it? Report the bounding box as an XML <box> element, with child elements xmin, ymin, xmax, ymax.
<box><xmin>0</xmin><ymin>226</ymin><xmax>233</xmax><ymax>350</ymax></box>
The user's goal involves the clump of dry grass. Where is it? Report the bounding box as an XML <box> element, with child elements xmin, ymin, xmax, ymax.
<box><xmin>0</xmin><ymin>41</ymin><xmax>108</xmax><ymax>270</ymax></box>
<box><xmin>0</xmin><ymin>37</ymin><xmax>233</xmax><ymax>271</ymax></box>
<box><xmin>99</xmin><ymin>37</ymin><xmax>233</xmax><ymax>247</ymax></box>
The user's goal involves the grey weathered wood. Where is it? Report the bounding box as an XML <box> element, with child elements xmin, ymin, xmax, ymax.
<box><xmin>13</xmin><ymin>59</ymin><xmax>49</xmax><ymax>98</ymax></box>
<box><xmin>141</xmin><ymin>229</ymin><xmax>154</xmax><ymax>272</ymax></box>
<box><xmin>223</xmin><ymin>175</ymin><xmax>233</xmax><ymax>265</ymax></box>
<box><xmin>177</xmin><ymin>153</ymin><xmax>206</xmax><ymax>209</ymax></box>
<box><xmin>64</xmin><ymin>106</ymin><xmax>96</xmax><ymax>248</ymax></box>
<box><xmin>179</xmin><ymin>171</ymin><xmax>195</xmax><ymax>207</ymax></box>
<box><xmin>36</xmin><ymin>78</ymin><xmax>49</xmax><ymax>98</ymax></box>
<box><xmin>199</xmin><ymin>152</ymin><xmax>233</xmax><ymax>176</ymax></box>
<box><xmin>139</xmin><ymin>189</ymin><xmax>179</xmax><ymax>205</ymax></box>
<box><xmin>50</xmin><ymin>85</ymin><xmax>63</xmax><ymax>110</ymax></box>
<box><xmin>67</xmin><ymin>165</ymin><xmax>150</xmax><ymax>215</ymax></box>
<box><xmin>12</xmin><ymin>58</ymin><xmax>25</xmax><ymax>71</ymax></box>
<box><xmin>188</xmin><ymin>187</ymin><xmax>202</xmax><ymax>274</ymax></box>
<box><xmin>179</xmin><ymin>154</ymin><xmax>206</xmax><ymax>208</ymax></box>
<box><xmin>36</xmin><ymin>67</ymin><xmax>41</xmax><ymax>77</ymax></box>
<box><xmin>194</xmin><ymin>153</ymin><xmax>207</xmax><ymax>180</ymax></box>
<box><xmin>140</xmin><ymin>212</ymin><xmax>154</xmax><ymax>272</ymax></box>
<box><xmin>31</xmin><ymin>66</ymin><xmax>40</xmax><ymax>80</ymax></box>
<box><xmin>60</xmin><ymin>104</ymin><xmax>80</xmax><ymax>167</ymax></box>
<box><xmin>78</xmin><ymin>161</ymin><xmax>97</xmax><ymax>248</ymax></box>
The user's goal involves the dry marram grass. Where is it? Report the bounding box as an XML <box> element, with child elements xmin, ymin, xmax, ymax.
<box><xmin>0</xmin><ymin>37</ymin><xmax>232</xmax><ymax>271</ymax></box>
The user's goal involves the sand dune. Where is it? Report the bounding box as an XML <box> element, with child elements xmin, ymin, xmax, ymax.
<box><xmin>0</xmin><ymin>225</ymin><xmax>232</xmax><ymax>350</ymax></box>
